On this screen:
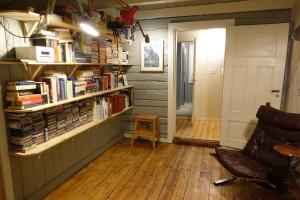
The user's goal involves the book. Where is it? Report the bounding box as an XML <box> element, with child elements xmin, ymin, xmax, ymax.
<box><xmin>122</xmin><ymin>74</ymin><xmax>128</xmax><ymax>86</ymax></box>
<box><xmin>6</xmin><ymin>94</ymin><xmax>42</xmax><ymax>101</ymax></box>
<box><xmin>6</xmin><ymin>84</ymin><xmax>37</xmax><ymax>91</ymax></box>
<box><xmin>10</xmin><ymin>98</ymin><xmax>43</xmax><ymax>107</ymax></box>
<box><xmin>6</xmin><ymin>81</ymin><xmax>36</xmax><ymax>86</ymax></box>
<box><xmin>6</xmin><ymin>90</ymin><xmax>34</xmax><ymax>97</ymax></box>
<box><xmin>7</xmin><ymin>103</ymin><xmax>44</xmax><ymax>110</ymax></box>
<box><xmin>42</xmin><ymin>77</ymin><xmax>58</xmax><ymax>103</ymax></box>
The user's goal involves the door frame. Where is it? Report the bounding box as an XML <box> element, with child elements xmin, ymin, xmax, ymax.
<box><xmin>167</xmin><ymin>19</ymin><xmax>235</xmax><ymax>143</ymax></box>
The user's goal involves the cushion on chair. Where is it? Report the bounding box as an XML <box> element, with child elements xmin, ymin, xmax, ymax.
<box><xmin>215</xmin><ymin>147</ymin><xmax>268</xmax><ymax>180</ymax></box>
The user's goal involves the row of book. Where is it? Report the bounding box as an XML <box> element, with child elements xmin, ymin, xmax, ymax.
<box><xmin>7</xmin><ymin>98</ymin><xmax>94</xmax><ymax>152</ymax></box>
<box><xmin>94</xmin><ymin>91</ymin><xmax>131</xmax><ymax>121</ymax></box>
<box><xmin>5</xmin><ymin>69</ymin><xmax>129</xmax><ymax>110</ymax></box>
<box><xmin>6</xmin><ymin>81</ymin><xmax>49</xmax><ymax>110</ymax></box>
<box><xmin>31</xmin><ymin>29</ymin><xmax>129</xmax><ymax>64</ymax></box>
<box><xmin>7</xmin><ymin>90</ymin><xmax>132</xmax><ymax>152</ymax></box>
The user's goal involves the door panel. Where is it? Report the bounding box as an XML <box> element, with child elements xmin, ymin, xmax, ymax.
<box><xmin>221</xmin><ymin>23</ymin><xmax>289</xmax><ymax>149</ymax></box>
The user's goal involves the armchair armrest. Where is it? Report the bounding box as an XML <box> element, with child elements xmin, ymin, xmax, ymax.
<box><xmin>274</xmin><ymin>144</ymin><xmax>300</xmax><ymax>158</ymax></box>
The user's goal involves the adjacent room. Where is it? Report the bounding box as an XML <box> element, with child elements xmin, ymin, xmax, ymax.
<box><xmin>175</xmin><ymin>28</ymin><xmax>225</xmax><ymax>144</ymax></box>
<box><xmin>0</xmin><ymin>0</ymin><xmax>300</xmax><ymax>200</ymax></box>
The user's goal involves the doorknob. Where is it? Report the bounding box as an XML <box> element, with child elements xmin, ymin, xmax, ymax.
<box><xmin>271</xmin><ymin>90</ymin><xmax>280</xmax><ymax>93</ymax></box>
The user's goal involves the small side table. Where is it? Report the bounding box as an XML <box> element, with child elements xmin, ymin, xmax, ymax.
<box><xmin>254</xmin><ymin>144</ymin><xmax>300</xmax><ymax>200</ymax></box>
<box><xmin>131</xmin><ymin>115</ymin><xmax>160</xmax><ymax>149</ymax></box>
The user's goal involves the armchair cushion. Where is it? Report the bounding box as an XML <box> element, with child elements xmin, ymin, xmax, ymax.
<box><xmin>215</xmin><ymin>147</ymin><xmax>268</xmax><ymax>180</ymax></box>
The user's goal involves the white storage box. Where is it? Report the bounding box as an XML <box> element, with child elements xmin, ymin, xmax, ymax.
<box><xmin>15</xmin><ymin>46</ymin><xmax>55</xmax><ymax>63</ymax></box>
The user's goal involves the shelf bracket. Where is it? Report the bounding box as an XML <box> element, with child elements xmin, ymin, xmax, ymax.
<box><xmin>21</xmin><ymin>21</ymin><xmax>39</xmax><ymax>41</ymax></box>
<box><xmin>27</xmin><ymin>65</ymin><xmax>44</xmax><ymax>80</ymax></box>
<box><xmin>68</xmin><ymin>65</ymin><xmax>80</xmax><ymax>77</ymax></box>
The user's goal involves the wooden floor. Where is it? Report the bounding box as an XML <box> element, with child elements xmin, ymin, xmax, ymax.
<box><xmin>44</xmin><ymin>139</ymin><xmax>257</xmax><ymax>200</ymax></box>
<box><xmin>176</xmin><ymin>118</ymin><xmax>220</xmax><ymax>141</ymax></box>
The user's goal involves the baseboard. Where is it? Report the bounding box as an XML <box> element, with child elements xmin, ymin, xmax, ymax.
<box><xmin>26</xmin><ymin>134</ymin><xmax>123</xmax><ymax>200</ymax></box>
<box><xmin>124</xmin><ymin>133</ymin><xmax>169</xmax><ymax>143</ymax></box>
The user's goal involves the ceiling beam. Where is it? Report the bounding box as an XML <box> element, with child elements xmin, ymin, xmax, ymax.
<box><xmin>135</xmin><ymin>0</ymin><xmax>297</xmax><ymax>20</ymax></box>
<box><xmin>82</xmin><ymin>0</ymin><xmax>230</xmax><ymax>9</ymax></box>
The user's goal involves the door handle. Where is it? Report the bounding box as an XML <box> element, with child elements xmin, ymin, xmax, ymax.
<box><xmin>271</xmin><ymin>90</ymin><xmax>280</xmax><ymax>93</ymax></box>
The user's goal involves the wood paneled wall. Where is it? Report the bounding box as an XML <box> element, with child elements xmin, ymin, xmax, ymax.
<box><xmin>122</xmin><ymin>19</ymin><xmax>169</xmax><ymax>140</ymax></box>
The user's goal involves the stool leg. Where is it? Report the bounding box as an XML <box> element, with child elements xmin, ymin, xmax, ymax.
<box><xmin>131</xmin><ymin>134</ymin><xmax>134</xmax><ymax>147</ymax></box>
<box><xmin>152</xmin><ymin>139</ymin><xmax>156</xmax><ymax>149</ymax></box>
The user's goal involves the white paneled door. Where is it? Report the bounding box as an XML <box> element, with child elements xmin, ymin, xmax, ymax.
<box><xmin>221</xmin><ymin>23</ymin><xmax>289</xmax><ymax>149</ymax></box>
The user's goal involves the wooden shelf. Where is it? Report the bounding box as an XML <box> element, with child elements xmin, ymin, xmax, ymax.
<box><xmin>0</xmin><ymin>60</ymin><xmax>132</xmax><ymax>79</ymax></box>
<box><xmin>4</xmin><ymin>85</ymin><xmax>133</xmax><ymax>113</ymax></box>
<box><xmin>0</xmin><ymin>10</ymin><xmax>40</xmax><ymax>22</ymax></box>
<box><xmin>10</xmin><ymin>106</ymin><xmax>134</xmax><ymax>157</ymax></box>
<box><xmin>0</xmin><ymin>60</ymin><xmax>132</xmax><ymax>66</ymax></box>
<box><xmin>45</xmin><ymin>14</ymin><xmax>80</xmax><ymax>31</ymax></box>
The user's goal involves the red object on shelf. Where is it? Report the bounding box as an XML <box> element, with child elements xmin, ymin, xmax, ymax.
<box><xmin>120</xmin><ymin>6</ymin><xmax>138</xmax><ymax>26</ymax></box>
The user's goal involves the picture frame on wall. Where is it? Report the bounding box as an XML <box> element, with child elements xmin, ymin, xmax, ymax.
<box><xmin>141</xmin><ymin>41</ymin><xmax>164</xmax><ymax>72</ymax></box>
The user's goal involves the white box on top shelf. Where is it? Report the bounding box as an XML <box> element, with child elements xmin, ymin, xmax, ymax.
<box><xmin>15</xmin><ymin>46</ymin><xmax>55</xmax><ymax>63</ymax></box>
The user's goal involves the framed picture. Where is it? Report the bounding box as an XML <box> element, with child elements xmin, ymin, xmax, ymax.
<box><xmin>141</xmin><ymin>41</ymin><xmax>164</xmax><ymax>72</ymax></box>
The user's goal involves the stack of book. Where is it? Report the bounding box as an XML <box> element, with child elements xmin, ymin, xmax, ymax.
<box><xmin>6</xmin><ymin>81</ymin><xmax>45</xmax><ymax>110</ymax></box>
<box><xmin>44</xmin><ymin>107</ymin><xmax>57</xmax><ymax>141</ymax></box>
<box><xmin>99</xmin><ymin>39</ymin><xmax>107</xmax><ymax>64</ymax></box>
<box><xmin>75</xmin><ymin>70</ymin><xmax>97</xmax><ymax>93</ymax></box>
<box><xmin>74</xmin><ymin>81</ymin><xmax>86</xmax><ymax>97</ymax></box>
<box><xmin>31</xmin><ymin>111</ymin><xmax>46</xmax><ymax>145</ymax></box>
<box><xmin>7</xmin><ymin>113</ymin><xmax>34</xmax><ymax>152</ymax></box>
<box><xmin>79</xmin><ymin>98</ymin><xmax>94</xmax><ymax>125</ymax></box>
<box><xmin>106</xmin><ymin>41</ymin><xmax>113</xmax><ymax>64</ymax></box>
<box><xmin>110</xmin><ymin>44</ymin><xmax>119</xmax><ymax>64</ymax></box>
<box><xmin>73</xmin><ymin>32</ymin><xmax>87</xmax><ymax>63</ymax></box>
<box><xmin>64</xmin><ymin>103</ymin><xmax>73</xmax><ymax>132</ymax></box>
<box><xmin>72</xmin><ymin>102</ymin><xmax>80</xmax><ymax>128</ymax></box>
<box><xmin>91</xmin><ymin>38</ymin><xmax>99</xmax><ymax>63</ymax></box>
<box><xmin>56</xmin><ymin>105</ymin><xmax>66</xmax><ymax>135</ymax></box>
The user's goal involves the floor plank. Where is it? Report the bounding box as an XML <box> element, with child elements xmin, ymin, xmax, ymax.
<box><xmin>44</xmin><ymin>139</ymin><xmax>257</xmax><ymax>200</ymax></box>
<box><xmin>176</xmin><ymin>118</ymin><xmax>220</xmax><ymax>141</ymax></box>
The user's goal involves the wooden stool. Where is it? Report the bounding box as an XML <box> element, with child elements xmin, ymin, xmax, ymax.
<box><xmin>131</xmin><ymin>115</ymin><xmax>160</xmax><ymax>149</ymax></box>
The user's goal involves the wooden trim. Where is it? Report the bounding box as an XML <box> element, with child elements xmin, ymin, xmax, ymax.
<box><xmin>136</xmin><ymin>0</ymin><xmax>295</xmax><ymax>20</ymax></box>
<box><xmin>167</xmin><ymin>19</ymin><xmax>235</xmax><ymax>143</ymax></box>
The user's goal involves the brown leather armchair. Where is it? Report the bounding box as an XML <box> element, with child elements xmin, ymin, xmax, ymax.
<box><xmin>211</xmin><ymin>103</ymin><xmax>300</xmax><ymax>199</ymax></box>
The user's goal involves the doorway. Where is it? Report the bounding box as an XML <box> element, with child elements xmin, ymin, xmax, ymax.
<box><xmin>175</xmin><ymin>28</ymin><xmax>226</xmax><ymax>144</ymax></box>
<box><xmin>168</xmin><ymin>21</ymin><xmax>289</xmax><ymax>148</ymax></box>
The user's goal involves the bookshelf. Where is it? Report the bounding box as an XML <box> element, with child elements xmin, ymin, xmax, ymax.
<box><xmin>10</xmin><ymin>106</ymin><xmax>134</xmax><ymax>157</ymax></box>
<box><xmin>4</xmin><ymin>85</ymin><xmax>133</xmax><ymax>113</ymax></box>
